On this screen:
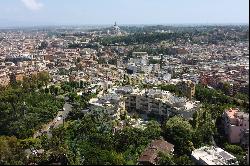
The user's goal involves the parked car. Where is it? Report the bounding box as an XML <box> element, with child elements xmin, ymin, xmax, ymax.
<box><xmin>57</xmin><ymin>115</ymin><xmax>62</xmax><ymax>121</ymax></box>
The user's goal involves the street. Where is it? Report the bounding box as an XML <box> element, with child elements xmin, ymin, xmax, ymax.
<box><xmin>33</xmin><ymin>102</ymin><xmax>72</xmax><ymax>138</ymax></box>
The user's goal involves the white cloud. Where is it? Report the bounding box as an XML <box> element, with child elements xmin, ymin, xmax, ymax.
<box><xmin>21</xmin><ymin>0</ymin><xmax>43</xmax><ymax>11</ymax></box>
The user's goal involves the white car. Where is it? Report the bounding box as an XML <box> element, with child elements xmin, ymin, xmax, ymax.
<box><xmin>57</xmin><ymin>116</ymin><xmax>62</xmax><ymax>121</ymax></box>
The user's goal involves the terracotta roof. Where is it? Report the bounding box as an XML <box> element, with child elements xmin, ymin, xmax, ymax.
<box><xmin>138</xmin><ymin>139</ymin><xmax>174</xmax><ymax>165</ymax></box>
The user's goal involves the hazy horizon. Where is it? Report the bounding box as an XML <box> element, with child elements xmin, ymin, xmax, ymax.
<box><xmin>0</xmin><ymin>0</ymin><xmax>249</xmax><ymax>28</ymax></box>
<box><xmin>0</xmin><ymin>23</ymin><xmax>249</xmax><ymax>29</ymax></box>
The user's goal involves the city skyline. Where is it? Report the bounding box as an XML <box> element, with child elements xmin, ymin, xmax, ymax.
<box><xmin>0</xmin><ymin>0</ymin><xmax>249</xmax><ymax>27</ymax></box>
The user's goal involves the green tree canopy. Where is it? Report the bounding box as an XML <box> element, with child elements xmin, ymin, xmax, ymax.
<box><xmin>163</xmin><ymin>116</ymin><xmax>194</xmax><ymax>155</ymax></box>
<box><xmin>0</xmin><ymin>136</ymin><xmax>26</xmax><ymax>165</ymax></box>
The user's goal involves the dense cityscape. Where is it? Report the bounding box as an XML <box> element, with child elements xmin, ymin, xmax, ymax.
<box><xmin>0</xmin><ymin>23</ymin><xmax>248</xmax><ymax>165</ymax></box>
<box><xmin>0</xmin><ymin>0</ymin><xmax>249</xmax><ymax>165</ymax></box>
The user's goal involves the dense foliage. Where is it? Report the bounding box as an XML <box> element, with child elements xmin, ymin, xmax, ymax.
<box><xmin>163</xmin><ymin>116</ymin><xmax>194</xmax><ymax>155</ymax></box>
<box><xmin>195</xmin><ymin>84</ymin><xmax>249</xmax><ymax>115</ymax></box>
<box><xmin>23</xmin><ymin>110</ymin><xmax>163</xmax><ymax>165</ymax></box>
<box><xmin>0</xmin><ymin>136</ymin><xmax>27</xmax><ymax>165</ymax></box>
<box><xmin>100</xmin><ymin>25</ymin><xmax>248</xmax><ymax>46</ymax></box>
<box><xmin>100</xmin><ymin>32</ymin><xmax>189</xmax><ymax>45</ymax></box>
<box><xmin>0</xmin><ymin>72</ymin><xmax>64</xmax><ymax>139</ymax></box>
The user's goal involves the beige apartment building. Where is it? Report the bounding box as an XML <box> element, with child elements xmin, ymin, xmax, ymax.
<box><xmin>124</xmin><ymin>88</ymin><xmax>200</xmax><ymax>120</ymax></box>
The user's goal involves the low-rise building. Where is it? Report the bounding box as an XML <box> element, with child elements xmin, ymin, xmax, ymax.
<box><xmin>137</xmin><ymin>139</ymin><xmax>174</xmax><ymax>165</ymax></box>
<box><xmin>191</xmin><ymin>146</ymin><xmax>238</xmax><ymax>165</ymax></box>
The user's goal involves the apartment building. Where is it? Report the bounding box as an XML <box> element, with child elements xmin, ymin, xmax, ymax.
<box><xmin>125</xmin><ymin>88</ymin><xmax>200</xmax><ymax>120</ymax></box>
<box><xmin>89</xmin><ymin>93</ymin><xmax>126</xmax><ymax>120</ymax></box>
<box><xmin>89</xmin><ymin>86</ymin><xmax>200</xmax><ymax>122</ymax></box>
<box><xmin>223</xmin><ymin>108</ymin><xmax>249</xmax><ymax>147</ymax></box>
<box><xmin>177</xmin><ymin>79</ymin><xmax>196</xmax><ymax>100</ymax></box>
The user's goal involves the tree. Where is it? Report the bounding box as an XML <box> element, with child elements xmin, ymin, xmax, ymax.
<box><xmin>98</xmin><ymin>58</ymin><xmax>107</xmax><ymax>64</ymax></box>
<box><xmin>149</xmin><ymin>58</ymin><xmax>160</xmax><ymax>64</ymax></box>
<box><xmin>235</xmin><ymin>93</ymin><xmax>249</xmax><ymax>102</ymax></box>
<box><xmin>222</xmin><ymin>82</ymin><xmax>231</xmax><ymax>96</ymax></box>
<box><xmin>157</xmin><ymin>151</ymin><xmax>175</xmax><ymax>165</ymax></box>
<box><xmin>114</xmin><ymin>126</ymin><xmax>150</xmax><ymax>161</ymax></box>
<box><xmin>38</xmin><ymin>41</ymin><xmax>48</xmax><ymax>50</ymax></box>
<box><xmin>174</xmin><ymin>155</ymin><xmax>195</xmax><ymax>165</ymax></box>
<box><xmin>54</xmin><ymin>87</ymin><xmax>59</xmax><ymax>96</ymax></box>
<box><xmin>158</xmin><ymin>84</ymin><xmax>183</xmax><ymax>97</ymax></box>
<box><xmin>0</xmin><ymin>81</ymin><xmax>64</xmax><ymax>139</ymax></box>
<box><xmin>37</xmin><ymin>71</ymin><xmax>50</xmax><ymax>88</ymax></box>
<box><xmin>224</xmin><ymin>144</ymin><xmax>247</xmax><ymax>165</ymax></box>
<box><xmin>224</xmin><ymin>144</ymin><xmax>244</xmax><ymax>156</ymax></box>
<box><xmin>69</xmin><ymin>81</ymin><xmax>79</xmax><ymax>89</ymax></box>
<box><xmin>75</xmin><ymin>142</ymin><xmax>125</xmax><ymax>165</ymax></box>
<box><xmin>163</xmin><ymin>116</ymin><xmax>194</xmax><ymax>155</ymax></box>
<box><xmin>0</xmin><ymin>87</ymin><xmax>20</xmax><ymax>113</ymax></box>
<box><xmin>19</xmin><ymin>138</ymin><xmax>42</xmax><ymax>150</ymax></box>
<box><xmin>191</xmin><ymin>109</ymin><xmax>216</xmax><ymax>148</ymax></box>
<box><xmin>50</xmin><ymin>85</ymin><xmax>59</xmax><ymax>96</ymax></box>
<box><xmin>144</xmin><ymin>120</ymin><xmax>162</xmax><ymax>140</ymax></box>
<box><xmin>44</xmin><ymin>88</ymin><xmax>50</xmax><ymax>94</ymax></box>
<box><xmin>49</xmin><ymin>85</ymin><xmax>56</xmax><ymax>95</ymax></box>
<box><xmin>79</xmin><ymin>80</ymin><xmax>84</xmax><ymax>88</ymax></box>
<box><xmin>67</xmin><ymin>92</ymin><xmax>80</xmax><ymax>103</ymax></box>
<box><xmin>61</xmin><ymin>83</ymin><xmax>72</xmax><ymax>93</ymax></box>
<box><xmin>108</xmin><ymin>59</ymin><xmax>117</xmax><ymax>65</ymax></box>
<box><xmin>0</xmin><ymin>136</ymin><xmax>26</xmax><ymax>165</ymax></box>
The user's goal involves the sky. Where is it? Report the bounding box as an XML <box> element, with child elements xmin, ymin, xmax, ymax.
<box><xmin>0</xmin><ymin>0</ymin><xmax>249</xmax><ymax>27</ymax></box>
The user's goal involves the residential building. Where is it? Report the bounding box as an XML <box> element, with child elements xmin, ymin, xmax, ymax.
<box><xmin>223</xmin><ymin>108</ymin><xmax>249</xmax><ymax>147</ymax></box>
<box><xmin>125</xmin><ymin>88</ymin><xmax>200</xmax><ymax>120</ymax></box>
<box><xmin>177</xmin><ymin>79</ymin><xmax>195</xmax><ymax>100</ymax></box>
<box><xmin>137</xmin><ymin>139</ymin><xmax>174</xmax><ymax>165</ymax></box>
<box><xmin>89</xmin><ymin>93</ymin><xmax>126</xmax><ymax>120</ymax></box>
<box><xmin>191</xmin><ymin>146</ymin><xmax>238</xmax><ymax>165</ymax></box>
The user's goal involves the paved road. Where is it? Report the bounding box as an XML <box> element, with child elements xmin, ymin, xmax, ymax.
<box><xmin>33</xmin><ymin>102</ymin><xmax>72</xmax><ymax>138</ymax></box>
<box><xmin>54</xmin><ymin>102</ymin><xmax>72</xmax><ymax>128</ymax></box>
